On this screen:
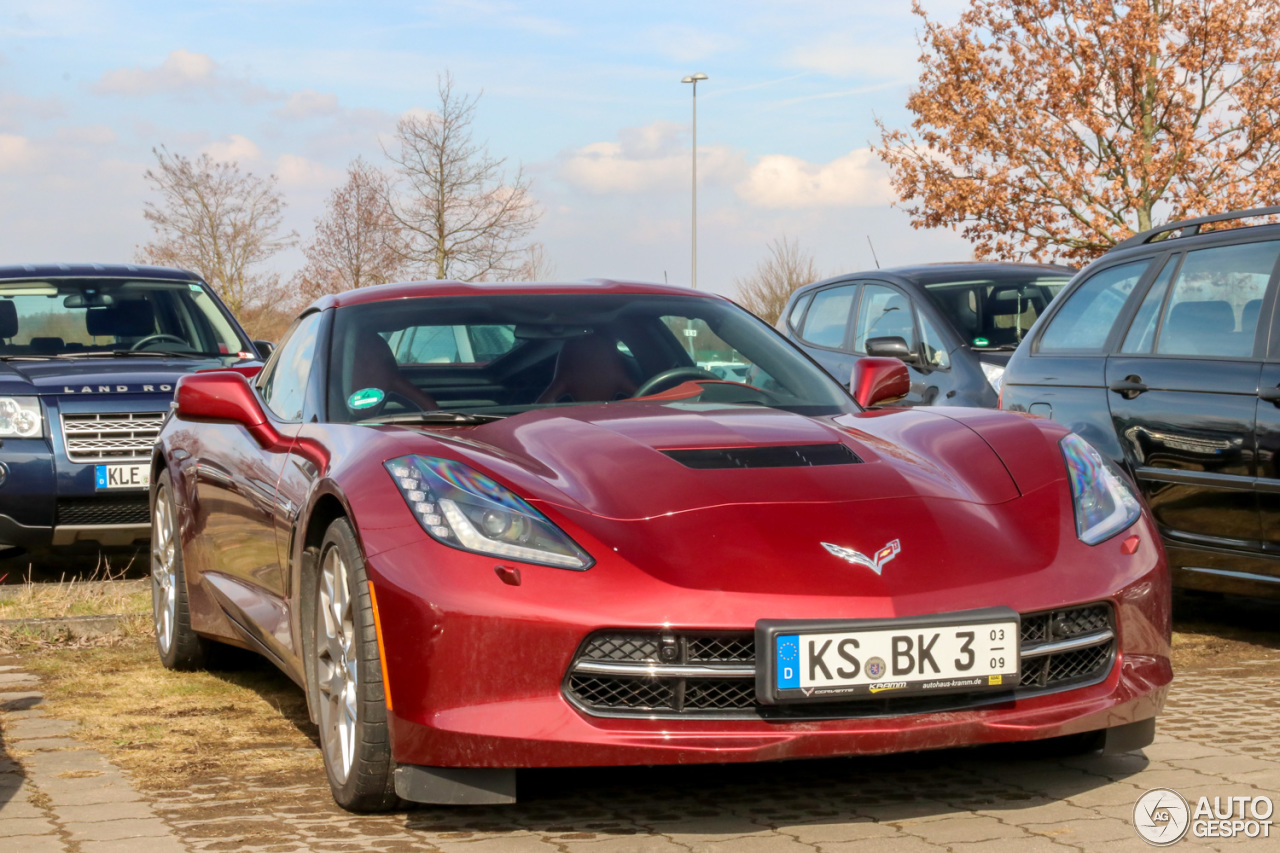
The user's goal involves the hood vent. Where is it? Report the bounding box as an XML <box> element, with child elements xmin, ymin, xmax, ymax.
<box><xmin>661</xmin><ymin>443</ymin><xmax>861</xmax><ymax>470</ymax></box>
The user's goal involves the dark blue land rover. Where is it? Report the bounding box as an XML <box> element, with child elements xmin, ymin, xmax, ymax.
<box><xmin>0</xmin><ymin>264</ymin><xmax>261</xmax><ymax>556</ymax></box>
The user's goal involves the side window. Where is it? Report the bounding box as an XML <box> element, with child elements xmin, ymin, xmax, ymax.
<box><xmin>388</xmin><ymin>324</ymin><xmax>518</xmax><ymax>364</ymax></box>
<box><xmin>786</xmin><ymin>293</ymin><xmax>812</xmax><ymax>330</ymax></box>
<box><xmin>259</xmin><ymin>313</ymin><xmax>321</xmax><ymax>421</ymax></box>
<box><xmin>799</xmin><ymin>285</ymin><xmax>857</xmax><ymax>350</ymax></box>
<box><xmin>1153</xmin><ymin>241</ymin><xmax>1280</xmax><ymax>357</ymax></box>
<box><xmin>853</xmin><ymin>284</ymin><xmax>918</xmax><ymax>353</ymax></box>
<box><xmin>1120</xmin><ymin>256</ymin><xmax>1178</xmax><ymax>353</ymax></box>
<box><xmin>1038</xmin><ymin>261</ymin><xmax>1149</xmax><ymax>353</ymax></box>
<box><xmin>919</xmin><ymin>311</ymin><xmax>951</xmax><ymax>368</ymax></box>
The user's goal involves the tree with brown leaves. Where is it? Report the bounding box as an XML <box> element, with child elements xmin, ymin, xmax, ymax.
<box><xmin>877</xmin><ymin>0</ymin><xmax>1280</xmax><ymax>263</ymax></box>
<box><xmin>385</xmin><ymin>73</ymin><xmax>540</xmax><ymax>281</ymax></box>
<box><xmin>293</xmin><ymin>157</ymin><xmax>408</xmax><ymax>304</ymax></box>
<box><xmin>138</xmin><ymin>146</ymin><xmax>295</xmax><ymax>315</ymax></box>
<box><xmin>734</xmin><ymin>236</ymin><xmax>823</xmax><ymax>325</ymax></box>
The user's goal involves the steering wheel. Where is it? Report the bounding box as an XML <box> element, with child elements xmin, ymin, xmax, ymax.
<box><xmin>633</xmin><ymin>367</ymin><xmax>719</xmax><ymax>397</ymax></box>
<box><xmin>130</xmin><ymin>333</ymin><xmax>188</xmax><ymax>351</ymax></box>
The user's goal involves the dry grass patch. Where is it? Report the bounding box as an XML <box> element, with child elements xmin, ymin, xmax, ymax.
<box><xmin>0</xmin><ymin>561</ymin><xmax>150</xmax><ymax>622</ymax></box>
<box><xmin>19</xmin><ymin>637</ymin><xmax>322</xmax><ymax>791</ymax></box>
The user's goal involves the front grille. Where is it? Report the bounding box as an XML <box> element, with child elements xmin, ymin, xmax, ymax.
<box><xmin>565</xmin><ymin>603</ymin><xmax>1116</xmax><ymax>719</ymax></box>
<box><xmin>56</xmin><ymin>496</ymin><xmax>150</xmax><ymax>526</ymax></box>
<box><xmin>661</xmin><ymin>444</ymin><xmax>860</xmax><ymax>469</ymax></box>
<box><xmin>61</xmin><ymin>411</ymin><xmax>165</xmax><ymax>463</ymax></box>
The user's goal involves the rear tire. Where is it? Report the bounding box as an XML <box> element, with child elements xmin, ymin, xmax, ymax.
<box><xmin>311</xmin><ymin>517</ymin><xmax>398</xmax><ymax>812</ymax></box>
<box><xmin>152</xmin><ymin>470</ymin><xmax>208</xmax><ymax>670</ymax></box>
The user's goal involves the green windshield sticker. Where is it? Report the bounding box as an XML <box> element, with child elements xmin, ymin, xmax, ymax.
<box><xmin>189</xmin><ymin>284</ymin><xmax>202</xmax><ymax>292</ymax></box>
<box><xmin>348</xmin><ymin>388</ymin><xmax>385</xmax><ymax>410</ymax></box>
<box><xmin>973</xmin><ymin>337</ymin><xmax>990</xmax><ymax>346</ymax></box>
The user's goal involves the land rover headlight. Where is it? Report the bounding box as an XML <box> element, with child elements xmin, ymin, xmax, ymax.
<box><xmin>385</xmin><ymin>455</ymin><xmax>592</xmax><ymax>569</ymax></box>
<box><xmin>1061</xmin><ymin>433</ymin><xmax>1141</xmax><ymax>545</ymax></box>
<box><xmin>0</xmin><ymin>397</ymin><xmax>42</xmax><ymax>438</ymax></box>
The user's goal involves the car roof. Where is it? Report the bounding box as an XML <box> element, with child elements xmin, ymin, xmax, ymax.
<box><xmin>0</xmin><ymin>263</ymin><xmax>203</xmax><ymax>282</ymax></box>
<box><xmin>791</xmin><ymin>261</ymin><xmax>1075</xmax><ymax>299</ymax></box>
<box><xmin>314</xmin><ymin>278</ymin><xmax>723</xmax><ymax>310</ymax></box>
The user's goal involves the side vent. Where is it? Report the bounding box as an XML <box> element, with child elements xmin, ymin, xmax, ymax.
<box><xmin>661</xmin><ymin>443</ymin><xmax>861</xmax><ymax>470</ymax></box>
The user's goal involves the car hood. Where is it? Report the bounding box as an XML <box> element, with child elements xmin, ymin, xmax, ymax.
<box><xmin>0</xmin><ymin>357</ymin><xmax>226</xmax><ymax>396</ymax></box>
<box><xmin>373</xmin><ymin>403</ymin><xmax>1077</xmax><ymax>597</ymax></box>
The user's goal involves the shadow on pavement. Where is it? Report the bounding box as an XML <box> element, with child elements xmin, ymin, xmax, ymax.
<box><xmin>398</xmin><ymin>744</ymin><xmax>1146</xmax><ymax>834</ymax></box>
<box><xmin>1173</xmin><ymin>589</ymin><xmax>1280</xmax><ymax>651</ymax></box>
<box><xmin>0</xmin><ymin>693</ymin><xmax>40</xmax><ymax>812</ymax></box>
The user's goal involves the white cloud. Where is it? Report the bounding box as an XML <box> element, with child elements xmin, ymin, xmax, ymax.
<box><xmin>275</xmin><ymin>153</ymin><xmax>342</xmax><ymax>190</ymax></box>
<box><xmin>557</xmin><ymin>121</ymin><xmax>746</xmax><ymax>195</ymax></box>
<box><xmin>736</xmin><ymin>149</ymin><xmax>894</xmax><ymax>209</ymax></box>
<box><xmin>0</xmin><ymin>134</ymin><xmax>37</xmax><ymax>172</ymax></box>
<box><xmin>94</xmin><ymin>49</ymin><xmax>217</xmax><ymax>96</ymax></box>
<box><xmin>202</xmin><ymin>134</ymin><xmax>261</xmax><ymax>164</ymax></box>
<box><xmin>55</xmin><ymin>124</ymin><xmax>117</xmax><ymax>145</ymax></box>
<box><xmin>784</xmin><ymin>35</ymin><xmax>919</xmax><ymax>81</ymax></box>
<box><xmin>643</xmin><ymin>25</ymin><xmax>737</xmax><ymax>63</ymax></box>
<box><xmin>274</xmin><ymin>89</ymin><xmax>340</xmax><ymax>120</ymax></box>
<box><xmin>0</xmin><ymin>92</ymin><xmax>64</xmax><ymax>131</ymax></box>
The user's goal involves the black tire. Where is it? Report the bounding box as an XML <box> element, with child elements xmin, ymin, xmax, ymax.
<box><xmin>151</xmin><ymin>470</ymin><xmax>209</xmax><ymax>670</ymax></box>
<box><xmin>311</xmin><ymin>517</ymin><xmax>398</xmax><ymax>812</ymax></box>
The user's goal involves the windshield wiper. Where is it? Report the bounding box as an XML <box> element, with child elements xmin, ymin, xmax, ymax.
<box><xmin>1</xmin><ymin>350</ymin><xmax>215</xmax><ymax>361</ymax></box>
<box><xmin>971</xmin><ymin>344</ymin><xmax>1018</xmax><ymax>351</ymax></box>
<box><xmin>107</xmin><ymin>349</ymin><xmax>213</xmax><ymax>360</ymax></box>
<box><xmin>357</xmin><ymin>411</ymin><xmax>505</xmax><ymax>426</ymax></box>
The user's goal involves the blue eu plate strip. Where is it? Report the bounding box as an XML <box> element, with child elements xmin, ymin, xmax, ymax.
<box><xmin>94</xmin><ymin>466</ymin><xmax>108</xmax><ymax>489</ymax></box>
<box><xmin>776</xmin><ymin>635</ymin><xmax>800</xmax><ymax>689</ymax></box>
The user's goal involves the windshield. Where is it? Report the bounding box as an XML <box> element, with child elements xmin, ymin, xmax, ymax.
<box><xmin>327</xmin><ymin>293</ymin><xmax>857</xmax><ymax>422</ymax></box>
<box><xmin>924</xmin><ymin>275</ymin><xmax>1070</xmax><ymax>348</ymax></box>
<box><xmin>0</xmin><ymin>278</ymin><xmax>250</xmax><ymax>359</ymax></box>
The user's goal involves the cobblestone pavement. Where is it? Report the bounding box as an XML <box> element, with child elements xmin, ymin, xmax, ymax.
<box><xmin>3</xmin><ymin>656</ymin><xmax>1279</xmax><ymax>852</ymax></box>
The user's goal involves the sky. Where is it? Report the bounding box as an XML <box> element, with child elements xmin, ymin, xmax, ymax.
<box><xmin>0</xmin><ymin>0</ymin><xmax>975</xmax><ymax>300</ymax></box>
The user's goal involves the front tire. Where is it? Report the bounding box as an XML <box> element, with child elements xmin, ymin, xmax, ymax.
<box><xmin>312</xmin><ymin>517</ymin><xmax>398</xmax><ymax>812</ymax></box>
<box><xmin>152</xmin><ymin>470</ymin><xmax>208</xmax><ymax>670</ymax></box>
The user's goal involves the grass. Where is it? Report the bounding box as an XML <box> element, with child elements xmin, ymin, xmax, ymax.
<box><xmin>17</xmin><ymin>637</ymin><xmax>322</xmax><ymax>791</ymax></box>
<box><xmin>0</xmin><ymin>558</ymin><xmax>150</xmax><ymax>621</ymax></box>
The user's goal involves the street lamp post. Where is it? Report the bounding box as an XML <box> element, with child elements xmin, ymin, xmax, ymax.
<box><xmin>681</xmin><ymin>72</ymin><xmax>707</xmax><ymax>290</ymax></box>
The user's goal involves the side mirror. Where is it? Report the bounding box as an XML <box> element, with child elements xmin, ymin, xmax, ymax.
<box><xmin>253</xmin><ymin>340</ymin><xmax>276</xmax><ymax>358</ymax></box>
<box><xmin>865</xmin><ymin>336</ymin><xmax>920</xmax><ymax>365</ymax></box>
<box><xmin>175</xmin><ymin>371</ymin><xmax>281</xmax><ymax>448</ymax></box>
<box><xmin>850</xmin><ymin>357</ymin><xmax>911</xmax><ymax>408</ymax></box>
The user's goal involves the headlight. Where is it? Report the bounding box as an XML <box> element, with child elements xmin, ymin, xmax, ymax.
<box><xmin>385</xmin><ymin>455</ymin><xmax>592</xmax><ymax>569</ymax></box>
<box><xmin>1060</xmin><ymin>434</ymin><xmax>1141</xmax><ymax>545</ymax></box>
<box><xmin>980</xmin><ymin>362</ymin><xmax>1005</xmax><ymax>393</ymax></box>
<box><xmin>0</xmin><ymin>397</ymin><xmax>42</xmax><ymax>438</ymax></box>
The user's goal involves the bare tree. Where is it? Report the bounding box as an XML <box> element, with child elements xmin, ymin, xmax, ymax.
<box><xmin>293</xmin><ymin>157</ymin><xmax>408</xmax><ymax>304</ymax></box>
<box><xmin>384</xmin><ymin>73</ymin><xmax>540</xmax><ymax>281</ymax></box>
<box><xmin>514</xmin><ymin>242</ymin><xmax>556</xmax><ymax>281</ymax></box>
<box><xmin>734</xmin><ymin>236</ymin><xmax>823</xmax><ymax>325</ymax></box>
<box><xmin>138</xmin><ymin>146</ymin><xmax>295</xmax><ymax>315</ymax></box>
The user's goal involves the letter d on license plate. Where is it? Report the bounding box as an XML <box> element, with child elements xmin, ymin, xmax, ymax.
<box><xmin>95</xmin><ymin>463</ymin><xmax>150</xmax><ymax>490</ymax></box>
<box><xmin>756</xmin><ymin>607</ymin><xmax>1020</xmax><ymax>704</ymax></box>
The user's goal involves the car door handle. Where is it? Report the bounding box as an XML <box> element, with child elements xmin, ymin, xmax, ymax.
<box><xmin>1259</xmin><ymin>385</ymin><xmax>1280</xmax><ymax>404</ymax></box>
<box><xmin>1109</xmin><ymin>376</ymin><xmax>1149</xmax><ymax>399</ymax></box>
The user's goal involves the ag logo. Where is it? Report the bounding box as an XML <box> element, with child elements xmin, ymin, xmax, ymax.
<box><xmin>821</xmin><ymin>539</ymin><xmax>900</xmax><ymax>575</ymax></box>
<box><xmin>1134</xmin><ymin>788</ymin><xmax>1190</xmax><ymax>845</ymax></box>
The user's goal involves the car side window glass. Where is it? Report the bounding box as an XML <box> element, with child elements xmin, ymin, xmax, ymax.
<box><xmin>1153</xmin><ymin>241</ymin><xmax>1280</xmax><ymax>357</ymax></box>
<box><xmin>260</xmin><ymin>313</ymin><xmax>321</xmax><ymax>421</ymax></box>
<box><xmin>1038</xmin><ymin>261</ymin><xmax>1149</xmax><ymax>352</ymax></box>
<box><xmin>919</xmin><ymin>311</ymin><xmax>951</xmax><ymax>368</ymax></box>
<box><xmin>854</xmin><ymin>284</ymin><xmax>918</xmax><ymax>353</ymax></box>
<box><xmin>1120</xmin><ymin>256</ymin><xmax>1178</xmax><ymax>354</ymax></box>
<box><xmin>799</xmin><ymin>285</ymin><xmax>856</xmax><ymax>349</ymax></box>
<box><xmin>787</xmin><ymin>293</ymin><xmax>812</xmax><ymax>330</ymax></box>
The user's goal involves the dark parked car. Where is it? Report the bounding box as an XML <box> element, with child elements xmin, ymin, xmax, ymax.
<box><xmin>0</xmin><ymin>264</ymin><xmax>262</xmax><ymax>557</ymax></box>
<box><xmin>778</xmin><ymin>263</ymin><xmax>1073</xmax><ymax>406</ymax></box>
<box><xmin>1001</xmin><ymin>207</ymin><xmax>1280</xmax><ymax>599</ymax></box>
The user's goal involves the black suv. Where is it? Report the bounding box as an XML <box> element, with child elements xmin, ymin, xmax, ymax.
<box><xmin>778</xmin><ymin>263</ymin><xmax>1072</xmax><ymax>406</ymax></box>
<box><xmin>1002</xmin><ymin>207</ymin><xmax>1280</xmax><ymax>599</ymax></box>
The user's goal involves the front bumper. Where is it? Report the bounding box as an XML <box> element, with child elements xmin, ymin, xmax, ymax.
<box><xmin>367</xmin><ymin>516</ymin><xmax>1172</xmax><ymax>770</ymax></box>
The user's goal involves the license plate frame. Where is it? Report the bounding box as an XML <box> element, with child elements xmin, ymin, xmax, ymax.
<box><xmin>94</xmin><ymin>463</ymin><xmax>151</xmax><ymax>491</ymax></box>
<box><xmin>756</xmin><ymin>607</ymin><xmax>1020</xmax><ymax>705</ymax></box>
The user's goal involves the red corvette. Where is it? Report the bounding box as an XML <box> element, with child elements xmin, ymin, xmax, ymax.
<box><xmin>149</xmin><ymin>280</ymin><xmax>1171</xmax><ymax>811</ymax></box>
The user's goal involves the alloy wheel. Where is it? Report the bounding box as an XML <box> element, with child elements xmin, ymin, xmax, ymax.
<box><xmin>317</xmin><ymin>546</ymin><xmax>358</xmax><ymax>784</ymax></box>
<box><xmin>151</xmin><ymin>490</ymin><xmax>177</xmax><ymax>655</ymax></box>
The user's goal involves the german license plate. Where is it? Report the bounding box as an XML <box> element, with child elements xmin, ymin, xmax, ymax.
<box><xmin>757</xmin><ymin>608</ymin><xmax>1020</xmax><ymax>704</ymax></box>
<box><xmin>95</xmin><ymin>463</ymin><xmax>150</xmax><ymax>490</ymax></box>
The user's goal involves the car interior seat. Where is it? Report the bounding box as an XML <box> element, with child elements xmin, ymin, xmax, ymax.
<box><xmin>537</xmin><ymin>333</ymin><xmax>638</xmax><ymax>403</ymax></box>
<box><xmin>351</xmin><ymin>330</ymin><xmax>439</xmax><ymax>412</ymax></box>
<box><xmin>0</xmin><ymin>301</ymin><xmax>17</xmax><ymax>351</ymax></box>
<box><xmin>1161</xmin><ymin>300</ymin><xmax>1239</xmax><ymax>355</ymax></box>
<box><xmin>1243</xmin><ymin>298</ymin><xmax>1263</xmax><ymax>334</ymax></box>
<box><xmin>28</xmin><ymin>337</ymin><xmax>64</xmax><ymax>355</ymax></box>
